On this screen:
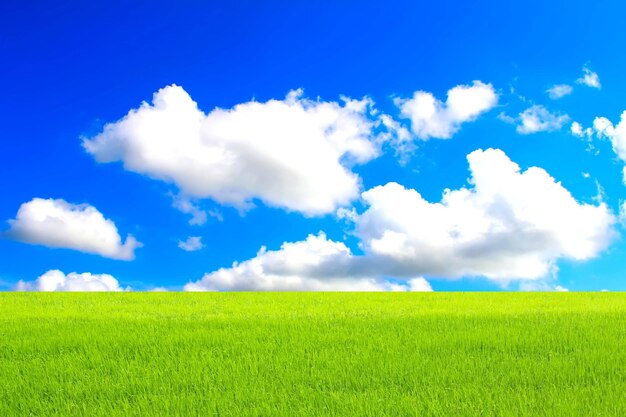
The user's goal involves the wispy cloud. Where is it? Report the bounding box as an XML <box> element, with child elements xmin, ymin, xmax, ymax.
<box><xmin>546</xmin><ymin>84</ymin><xmax>573</xmax><ymax>100</ymax></box>
<box><xmin>178</xmin><ymin>236</ymin><xmax>205</xmax><ymax>252</ymax></box>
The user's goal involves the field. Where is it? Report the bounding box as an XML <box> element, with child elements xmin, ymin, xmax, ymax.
<box><xmin>1</xmin><ymin>293</ymin><xmax>625</xmax><ymax>416</ymax></box>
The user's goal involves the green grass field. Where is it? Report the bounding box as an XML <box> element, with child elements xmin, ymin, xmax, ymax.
<box><xmin>1</xmin><ymin>293</ymin><xmax>625</xmax><ymax>416</ymax></box>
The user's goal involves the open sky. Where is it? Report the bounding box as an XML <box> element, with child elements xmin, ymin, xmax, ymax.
<box><xmin>2</xmin><ymin>1</ymin><xmax>626</xmax><ymax>292</ymax></box>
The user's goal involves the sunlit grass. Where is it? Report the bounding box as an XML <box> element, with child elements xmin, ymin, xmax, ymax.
<box><xmin>1</xmin><ymin>292</ymin><xmax>625</xmax><ymax>416</ymax></box>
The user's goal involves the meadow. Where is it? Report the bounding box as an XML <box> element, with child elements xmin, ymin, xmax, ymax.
<box><xmin>0</xmin><ymin>292</ymin><xmax>625</xmax><ymax>416</ymax></box>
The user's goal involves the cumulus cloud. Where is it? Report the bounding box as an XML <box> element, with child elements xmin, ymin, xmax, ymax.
<box><xmin>546</xmin><ymin>84</ymin><xmax>573</xmax><ymax>100</ymax></box>
<box><xmin>4</xmin><ymin>198</ymin><xmax>141</xmax><ymax>260</ymax></box>
<box><xmin>576</xmin><ymin>65</ymin><xmax>601</xmax><ymax>89</ymax></box>
<box><xmin>515</xmin><ymin>105</ymin><xmax>569</xmax><ymax>134</ymax></box>
<box><xmin>178</xmin><ymin>236</ymin><xmax>205</xmax><ymax>252</ymax></box>
<box><xmin>354</xmin><ymin>148</ymin><xmax>616</xmax><ymax>282</ymax></box>
<box><xmin>395</xmin><ymin>80</ymin><xmax>498</xmax><ymax>140</ymax></box>
<box><xmin>83</xmin><ymin>85</ymin><xmax>386</xmax><ymax>216</ymax></box>
<box><xmin>185</xmin><ymin>232</ymin><xmax>433</xmax><ymax>292</ymax></box>
<box><xmin>15</xmin><ymin>270</ymin><xmax>125</xmax><ymax>292</ymax></box>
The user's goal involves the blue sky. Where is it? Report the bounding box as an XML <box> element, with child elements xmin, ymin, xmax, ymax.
<box><xmin>2</xmin><ymin>1</ymin><xmax>626</xmax><ymax>291</ymax></box>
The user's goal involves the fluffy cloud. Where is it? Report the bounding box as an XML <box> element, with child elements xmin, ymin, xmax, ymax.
<box><xmin>15</xmin><ymin>270</ymin><xmax>125</xmax><ymax>292</ymax></box>
<box><xmin>178</xmin><ymin>236</ymin><xmax>204</xmax><ymax>252</ymax></box>
<box><xmin>576</xmin><ymin>65</ymin><xmax>601</xmax><ymax>89</ymax></box>
<box><xmin>515</xmin><ymin>105</ymin><xmax>569</xmax><ymax>134</ymax></box>
<box><xmin>546</xmin><ymin>84</ymin><xmax>573</xmax><ymax>100</ymax></box>
<box><xmin>396</xmin><ymin>80</ymin><xmax>498</xmax><ymax>140</ymax></box>
<box><xmin>83</xmin><ymin>85</ymin><xmax>384</xmax><ymax>216</ymax></box>
<box><xmin>4</xmin><ymin>198</ymin><xmax>141</xmax><ymax>260</ymax></box>
<box><xmin>185</xmin><ymin>232</ymin><xmax>433</xmax><ymax>292</ymax></box>
<box><xmin>354</xmin><ymin>148</ymin><xmax>616</xmax><ymax>281</ymax></box>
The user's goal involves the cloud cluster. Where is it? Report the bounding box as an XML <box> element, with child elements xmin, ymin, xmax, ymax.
<box><xmin>506</xmin><ymin>65</ymin><xmax>601</xmax><ymax>136</ymax></box>
<box><xmin>83</xmin><ymin>85</ymin><xmax>383</xmax><ymax>216</ymax></box>
<box><xmin>4</xmin><ymin>198</ymin><xmax>141</xmax><ymax>260</ymax></box>
<box><xmin>355</xmin><ymin>149</ymin><xmax>615</xmax><ymax>281</ymax></box>
<box><xmin>11</xmin><ymin>77</ymin><xmax>609</xmax><ymax>291</ymax></box>
<box><xmin>396</xmin><ymin>81</ymin><xmax>498</xmax><ymax>140</ymax></box>
<box><xmin>187</xmin><ymin>149</ymin><xmax>615</xmax><ymax>290</ymax></box>
<box><xmin>185</xmin><ymin>232</ymin><xmax>432</xmax><ymax>292</ymax></box>
<box><xmin>15</xmin><ymin>270</ymin><xmax>125</xmax><ymax>292</ymax></box>
<box><xmin>546</xmin><ymin>65</ymin><xmax>601</xmax><ymax>100</ymax></box>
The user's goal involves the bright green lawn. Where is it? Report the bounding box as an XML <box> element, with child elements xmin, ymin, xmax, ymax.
<box><xmin>1</xmin><ymin>293</ymin><xmax>625</xmax><ymax>416</ymax></box>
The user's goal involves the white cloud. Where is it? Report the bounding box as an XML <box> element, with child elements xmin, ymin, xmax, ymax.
<box><xmin>354</xmin><ymin>148</ymin><xmax>616</xmax><ymax>282</ymax></box>
<box><xmin>15</xmin><ymin>270</ymin><xmax>125</xmax><ymax>292</ymax></box>
<box><xmin>546</xmin><ymin>84</ymin><xmax>573</xmax><ymax>100</ymax></box>
<box><xmin>396</xmin><ymin>80</ymin><xmax>498</xmax><ymax>140</ymax></box>
<box><xmin>516</xmin><ymin>105</ymin><xmax>569</xmax><ymax>134</ymax></box>
<box><xmin>406</xmin><ymin>277</ymin><xmax>433</xmax><ymax>292</ymax></box>
<box><xmin>178</xmin><ymin>236</ymin><xmax>205</xmax><ymax>252</ymax></box>
<box><xmin>83</xmin><ymin>85</ymin><xmax>384</xmax><ymax>216</ymax></box>
<box><xmin>576</xmin><ymin>66</ymin><xmax>601</xmax><ymax>89</ymax></box>
<box><xmin>571</xmin><ymin>121</ymin><xmax>594</xmax><ymax>139</ymax></box>
<box><xmin>4</xmin><ymin>198</ymin><xmax>141</xmax><ymax>260</ymax></box>
<box><xmin>571</xmin><ymin>121</ymin><xmax>583</xmax><ymax>136</ymax></box>
<box><xmin>185</xmin><ymin>232</ymin><xmax>433</xmax><ymax>292</ymax></box>
<box><xmin>593</xmin><ymin>112</ymin><xmax>626</xmax><ymax>161</ymax></box>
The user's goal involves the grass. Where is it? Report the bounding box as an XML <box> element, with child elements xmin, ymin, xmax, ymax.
<box><xmin>0</xmin><ymin>292</ymin><xmax>625</xmax><ymax>416</ymax></box>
